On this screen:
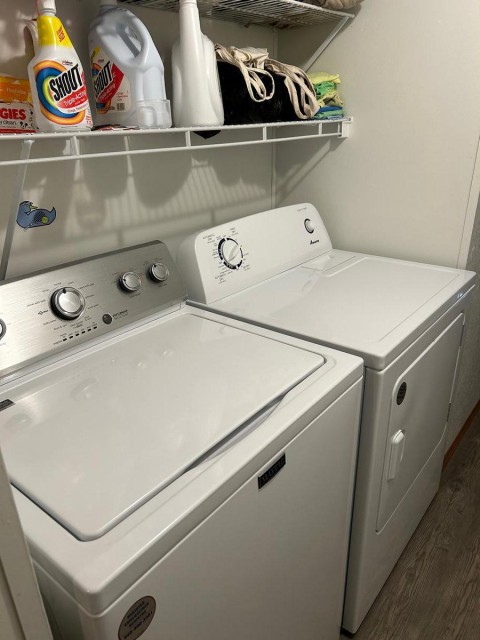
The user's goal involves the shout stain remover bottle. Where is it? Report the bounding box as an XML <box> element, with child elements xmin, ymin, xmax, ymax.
<box><xmin>28</xmin><ymin>0</ymin><xmax>92</xmax><ymax>132</ymax></box>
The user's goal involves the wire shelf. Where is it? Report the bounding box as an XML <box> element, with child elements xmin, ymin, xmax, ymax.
<box><xmin>0</xmin><ymin>119</ymin><xmax>352</xmax><ymax>167</ymax></box>
<box><xmin>118</xmin><ymin>0</ymin><xmax>353</xmax><ymax>29</ymax></box>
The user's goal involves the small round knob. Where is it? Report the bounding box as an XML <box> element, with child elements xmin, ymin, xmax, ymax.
<box><xmin>51</xmin><ymin>287</ymin><xmax>85</xmax><ymax>320</ymax></box>
<box><xmin>149</xmin><ymin>262</ymin><xmax>169</xmax><ymax>283</ymax></box>
<box><xmin>218</xmin><ymin>237</ymin><xmax>243</xmax><ymax>269</ymax></box>
<box><xmin>119</xmin><ymin>272</ymin><xmax>142</xmax><ymax>292</ymax></box>
<box><xmin>0</xmin><ymin>319</ymin><xmax>6</xmax><ymax>340</ymax></box>
<box><xmin>304</xmin><ymin>218</ymin><xmax>315</xmax><ymax>234</ymax></box>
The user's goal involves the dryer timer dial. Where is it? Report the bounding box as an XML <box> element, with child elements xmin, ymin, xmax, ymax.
<box><xmin>218</xmin><ymin>237</ymin><xmax>243</xmax><ymax>269</ymax></box>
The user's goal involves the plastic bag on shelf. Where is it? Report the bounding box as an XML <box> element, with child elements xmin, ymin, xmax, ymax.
<box><xmin>0</xmin><ymin>75</ymin><xmax>35</xmax><ymax>133</ymax></box>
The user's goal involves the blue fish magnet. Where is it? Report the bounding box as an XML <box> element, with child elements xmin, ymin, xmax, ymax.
<box><xmin>17</xmin><ymin>201</ymin><xmax>56</xmax><ymax>229</ymax></box>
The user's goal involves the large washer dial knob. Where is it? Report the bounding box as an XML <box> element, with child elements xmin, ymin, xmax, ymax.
<box><xmin>0</xmin><ymin>319</ymin><xmax>6</xmax><ymax>340</ymax></box>
<box><xmin>218</xmin><ymin>237</ymin><xmax>243</xmax><ymax>269</ymax></box>
<box><xmin>119</xmin><ymin>271</ymin><xmax>142</xmax><ymax>292</ymax></box>
<box><xmin>149</xmin><ymin>262</ymin><xmax>169</xmax><ymax>282</ymax></box>
<box><xmin>51</xmin><ymin>287</ymin><xmax>86</xmax><ymax>320</ymax></box>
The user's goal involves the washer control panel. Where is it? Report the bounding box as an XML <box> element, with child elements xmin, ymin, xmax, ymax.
<box><xmin>0</xmin><ymin>241</ymin><xmax>185</xmax><ymax>380</ymax></box>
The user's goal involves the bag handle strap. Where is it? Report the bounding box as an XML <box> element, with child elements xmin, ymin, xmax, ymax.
<box><xmin>215</xmin><ymin>44</ymin><xmax>275</xmax><ymax>103</ymax></box>
<box><xmin>265</xmin><ymin>58</ymin><xmax>319</xmax><ymax>119</ymax></box>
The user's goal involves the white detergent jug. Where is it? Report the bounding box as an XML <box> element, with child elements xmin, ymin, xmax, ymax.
<box><xmin>88</xmin><ymin>0</ymin><xmax>170</xmax><ymax>128</ymax></box>
<box><xmin>172</xmin><ymin>0</ymin><xmax>224</xmax><ymax>128</ymax></box>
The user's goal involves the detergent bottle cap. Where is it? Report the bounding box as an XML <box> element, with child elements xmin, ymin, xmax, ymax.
<box><xmin>36</xmin><ymin>0</ymin><xmax>57</xmax><ymax>14</ymax></box>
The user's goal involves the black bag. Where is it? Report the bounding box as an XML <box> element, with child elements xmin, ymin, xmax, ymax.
<box><xmin>214</xmin><ymin>45</ymin><xmax>318</xmax><ymax>126</ymax></box>
<box><xmin>217</xmin><ymin>60</ymin><xmax>301</xmax><ymax>124</ymax></box>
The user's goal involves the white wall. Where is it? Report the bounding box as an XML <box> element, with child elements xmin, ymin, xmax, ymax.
<box><xmin>0</xmin><ymin>0</ymin><xmax>276</xmax><ymax>278</ymax></box>
<box><xmin>277</xmin><ymin>0</ymin><xmax>480</xmax><ymax>445</ymax></box>
<box><xmin>277</xmin><ymin>0</ymin><xmax>480</xmax><ymax>267</ymax></box>
<box><xmin>447</xmin><ymin>193</ymin><xmax>480</xmax><ymax>448</ymax></box>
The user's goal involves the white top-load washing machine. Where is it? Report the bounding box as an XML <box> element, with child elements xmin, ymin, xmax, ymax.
<box><xmin>176</xmin><ymin>203</ymin><xmax>476</xmax><ymax>633</ymax></box>
<box><xmin>0</xmin><ymin>241</ymin><xmax>363</xmax><ymax>640</ymax></box>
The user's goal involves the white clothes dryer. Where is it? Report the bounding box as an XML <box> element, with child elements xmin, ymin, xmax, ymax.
<box><xmin>0</xmin><ymin>241</ymin><xmax>363</xmax><ymax>640</ymax></box>
<box><xmin>177</xmin><ymin>203</ymin><xmax>476</xmax><ymax>633</ymax></box>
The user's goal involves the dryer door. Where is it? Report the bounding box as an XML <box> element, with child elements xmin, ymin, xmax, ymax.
<box><xmin>376</xmin><ymin>313</ymin><xmax>463</xmax><ymax>531</ymax></box>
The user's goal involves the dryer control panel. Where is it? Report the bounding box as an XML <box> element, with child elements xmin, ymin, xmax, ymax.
<box><xmin>177</xmin><ymin>203</ymin><xmax>333</xmax><ymax>304</ymax></box>
<box><xmin>0</xmin><ymin>242</ymin><xmax>186</xmax><ymax>380</ymax></box>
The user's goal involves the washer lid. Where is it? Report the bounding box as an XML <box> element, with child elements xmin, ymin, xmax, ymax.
<box><xmin>0</xmin><ymin>313</ymin><xmax>324</xmax><ymax>541</ymax></box>
<box><xmin>209</xmin><ymin>253</ymin><xmax>475</xmax><ymax>369</ymax></box>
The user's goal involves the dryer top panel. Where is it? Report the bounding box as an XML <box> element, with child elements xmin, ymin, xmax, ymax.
<box><xmin>208</xmin><ymin>251</ymin><xmax>474</xmax><ymax>369</ymax></box>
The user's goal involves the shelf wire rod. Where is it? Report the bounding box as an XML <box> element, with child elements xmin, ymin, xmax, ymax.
<box><xmin>303</xmin><ymin>15</ymin><xmax>350</xmax><ymax>72</ymax></box>
<box><xmin>70</xmin><ymin>135</ymin><xmax>80</xmax><ymax>157</ymax></box>
<box><xmin>0</xmin><ymin>139</ymin><xmax>34</xmax><ymax>281</ymax></box>
<box><xmin>0</xmin><ymin>119</ymin><xmax>351</xmax><ymax>143</ymax></box>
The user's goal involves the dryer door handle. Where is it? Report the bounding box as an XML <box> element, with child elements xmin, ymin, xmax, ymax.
<box><xmin>388</xmin><ymin>430</ymin><xmax>406</xmax><ymax>481</ymax></box>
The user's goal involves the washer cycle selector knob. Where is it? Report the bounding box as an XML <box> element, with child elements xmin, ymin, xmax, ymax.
<box><xmin>51</xmin><ymin>288</ymin><xmax>86</xmax><ymax>320</ymax></box>
<box><xmin>218</xmin><ymin>237</ymin><xmax>243</xmax><ymax>269</ymax></box>
<box><xmin>119</xmin><ymin>272</ymin><xmax>142</xmax><ymax>292</ymax></box>
<box><xmin>0</xmin><ymin>319</ymin><xmax>6</xmax><ymax>340</ymax></box>
<box><xmin>149</xmin><ymin>262</ymin><xmax>169</xmax><ymax>282</ymax></box>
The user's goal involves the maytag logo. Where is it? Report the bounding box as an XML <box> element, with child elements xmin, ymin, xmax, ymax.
<box><xmin>0</xmin><ymin>399</ymin><xmax>14</xmax><ymax>412</ymax></box>
<box><xmin>258</xmin><ymin>454</ymin><xmax>286</xmax><ymax>489</ymax></box>
<box><xmin>310</xmin><ymin>239</ymin><xmax>319</xmax><ymax>245</ymax></box>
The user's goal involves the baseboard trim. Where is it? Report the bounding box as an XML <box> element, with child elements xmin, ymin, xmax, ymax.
<box><xmin>443</xmin><ymin>399</ymin><xmax>480</xmax><ymax>468</ymax></box>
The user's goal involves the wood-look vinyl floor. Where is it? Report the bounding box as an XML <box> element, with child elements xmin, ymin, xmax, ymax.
<box><xmin>342</xmin><ymin>411</ymin><xmax>480</xmax><ymax>640</ymax></box>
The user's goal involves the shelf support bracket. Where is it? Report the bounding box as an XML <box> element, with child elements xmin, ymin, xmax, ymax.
<box><xmin>303</xmin><ymin>16</ymin><xmax>350</xmax><ymax>72</ymax></box>
<box><xmin>339</xmin><ymin>118</ymin><xmax>352</xmax><ymax>138</ymax></box>
<box><xmin>0</xmin><ymin>139</ymin><xmax>34</xmax><ymax>281</ymax></box>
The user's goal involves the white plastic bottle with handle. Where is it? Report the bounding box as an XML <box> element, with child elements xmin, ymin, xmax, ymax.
<box><xmin>172</xmin><ymin>0</ymin><xmax>224</xmax><ymax>128</ymax></box>
<box><xmin>88</xmin><ymin>0</ymin><xmax>171</xmax><ymax>128</ymax></box>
